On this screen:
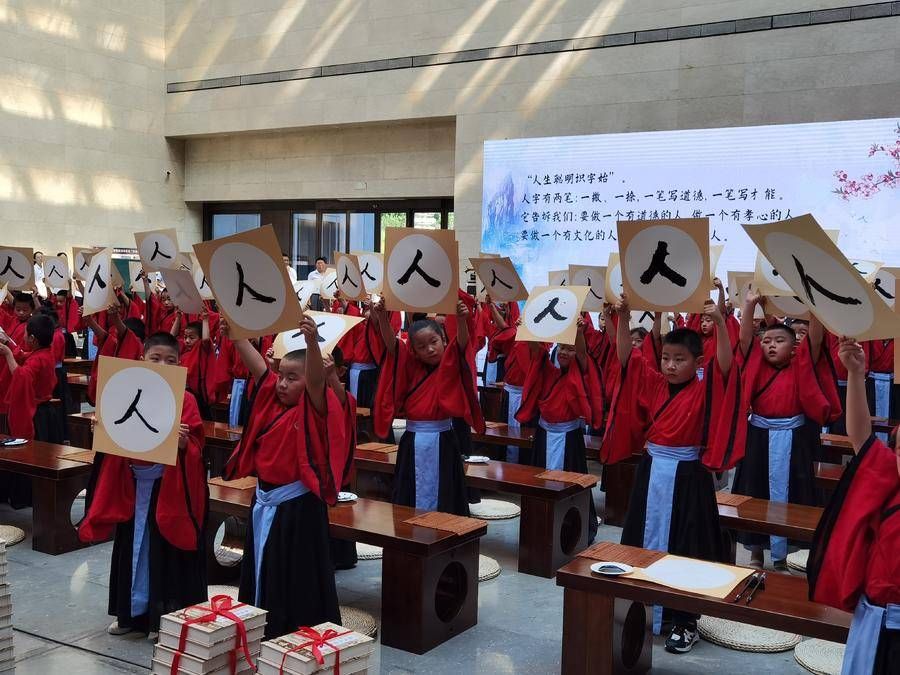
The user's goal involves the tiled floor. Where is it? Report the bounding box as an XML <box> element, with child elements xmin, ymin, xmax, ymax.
<box><xmin>1</xmin><ymin>486</ymin><xmax>824</xmax><ymax>674</ymax></box>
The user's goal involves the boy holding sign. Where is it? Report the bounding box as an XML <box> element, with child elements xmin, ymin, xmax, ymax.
<box><xmin>79</xmin><ymin>335</ymin><xmax>207</xmax><ymax>638</ymax></box>
<box><xmin>222</xmin><ymin>315</ymin><xmax>355</xmax><ymax>639</ymax></box>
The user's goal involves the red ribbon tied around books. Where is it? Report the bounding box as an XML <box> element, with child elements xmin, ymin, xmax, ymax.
<box><xmin>278</xmin><ymin>626</ymin><xmax>352</xmax><ymax>675</ymax></box>
<box><xmin>170</xmin><ymin>595</ymin><xmax>255</xmax><ymax>675</ymax></box>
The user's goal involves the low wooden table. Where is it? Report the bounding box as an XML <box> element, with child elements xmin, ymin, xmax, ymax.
<box><xmin>355</xmin><ymin>447</ymin><xmax>595</xmax><ymax>578</ymax></box>
<box><xmin>66</xmin><ymin>373</ymin><xmax>89</xmax><ymax>408</ymax></box>
<box><xmin>207</xmin><ymin>481</ymin><xmax>486</xmax><ymax>654</ymax></box>
<box><xmin>67</xmin><ymin>412</ymin><xmax>242</xmax><ymax>477</ymax></box>
<box><xmin>556</xmin><ymin>545</ymin><xmax>851</xmax><ymax>674</ymax></box>
<box><xmin>63</xmin><ymin>357</ymin><xmax>92</xmax><ymax>376</ymax></box>
<box><xmin>716</xmin><ymin>492</ymin><xmax>822</xmax><ymax>561</ymax></box>
<box><xmin>0</xmin><ymin>437</ymin><xmax>95</xmax><ymax>555</ymax></box>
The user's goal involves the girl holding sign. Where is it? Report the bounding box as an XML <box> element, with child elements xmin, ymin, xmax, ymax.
<box><xmin>370</xmin><ymin>298</ymin><xmax>485</xmax><ymax>516</ymax></box>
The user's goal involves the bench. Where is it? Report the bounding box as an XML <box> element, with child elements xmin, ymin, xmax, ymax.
<box><xmin>63</xmin><ymin>357</ymin><xmax>92</xmax><ymax>376</ymax></box>
<box><xmin>354</xmin><ymin>446</ymin><xmax>596</xmax><ymax>578</ymax></box>
<box><xmin>556</xmin><ymin>543</ymin><xmax>851</xmax><ymax>674</ymax></box>
<box><xmin>207</xmin><ymin>480</ymin><xmax>486</xmax><ymax>654</ymax></box>
<box><xmin>0</xmin><ymin>437</ymin><xmax>95</xmax><ymax>555</ymax></box>
<box><xmin>67</xmin><ymin>412</ymin><xmax>242</xmax><ymax>477</ymax></box>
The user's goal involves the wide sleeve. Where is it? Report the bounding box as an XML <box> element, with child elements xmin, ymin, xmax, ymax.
<box><xmin>373</xmin><ymin>339</ymin><xmax>410</xmax><ymax>440</ymax></box>
<box><xmin>701</xmin><ymin>353</ymin><xmax>748</xmax><ymax>471</ymax></box>
<box><xmin>78</xmin><ymin>453</ymin><xmax>135</xmax><ymax>543</ymax></box>
<box><xmin>600</xmin><ymin>351</ymin><xmax>662</xmax><ymax>464</ymax></box>
<box><xmin>488</xmin><ymin>326</ymin><xmax>516</xmax><ymax>363</ymax></box>
<box><xmin>432</xmin><ymin>337</ymin><xmax>485</xmax><ymax>433</ymax></box>
<box><xmin>5</xmin><ymin>359</ymin><xmax>39</xmax><ymax>439</ymax></box>
<box><xmin>808</xmin><ymin>436</ymin><xmax>900</xmax><ymax>610</ymax></box>
<box><xmin>795</xmin><ymin>338</ymin><xmax>841</xmax><ymax>425</ymax></box>
<box><xmin>295</xmin><ymin>386</ymin><xmax>355</xmax><ymax>506</ymax></box>
<box><xmin>156</xmin><ymin>393</ymin><xmax>207</xmax><ymax>550</ymax></box>
<box><xmin>575</xmin><ymin>354</ymin><xmax>605</xmax><ymax>431</ymax></box>
<box><xmin>515</xmin><ymin>351</ymin><xmax>551</xmax><ymax>424</ymax></box>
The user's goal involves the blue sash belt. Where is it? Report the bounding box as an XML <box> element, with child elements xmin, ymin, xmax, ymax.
<box><xmin>131</xmin><ymin>463</ymin><xmax>165</xmax><ymax>617</ymax></box>
<box><xmin>348</xmin><ymin>363</ymin><xmax>376</xmax><ymax>399</ymax></box>
<box><xmin>538</xmin><ymin>417</ymin><xmax>583</xmax><ymax>471</ymax></box>
<box><xmin>229</xmin><ymin>379</ymin><xmax>247</xmax><ymax>428</ymax></box>
<box><xmin>406</xmin><ymin>419</ymin><xmax>452</xmax><ymax>511</ymax></box>
<box><xmin>505</xmin><ymin>385</ymin><xmax>524</xmax><ymax>463</ymax></box>
<box><xmin>749</xmin><ymin>413</ymin><xmax>805</xmax><ymax>561</ymax></box>
<box><xmin>252</xmin><ymin>480</ymin><xmax>309</xmax><ymax>605</ymax></box>
<box><xmin>484</xmin><ymin>359</ymin><xmax>499</xmax><ymax>386</ymax></box>
<box><xmin>644</xmin><ymin>443</ymin><xmax>702</xmax><ymax>634</ymax></box>
<box><xmin>870</xmin><ymin>372</ymin><xmax>892</xmax><ymax>442</ymax></box>
<box><xmin>842</xmin><ymin>596</ymin><xmax>900</xmax><ymax>675</ymax></box>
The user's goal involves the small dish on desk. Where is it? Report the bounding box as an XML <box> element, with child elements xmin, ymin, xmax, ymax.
<box><xmin>337</xmin><ymin>492</ymin><xmax>358</xmax><ymax>502</ymax></box>
<box><xmin>465</xmin><ymin>455</ymin><xmax>490</xmax><ymax>464</ymax></box>
<box><xmin>0</xmin><ymin>438</ymin><xmax>27</xmax><ymax>447</ymax></box>
<box><xmin>590</xmin><ymin>562</ymin><xmax>634</xmax><ymax>576</ymax></box>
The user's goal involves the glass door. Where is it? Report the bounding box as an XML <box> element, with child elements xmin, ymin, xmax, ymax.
<box><xmin>292</xmin><ymin>212</ymin><xmax>316</xmax><ymax>280</ymax></box>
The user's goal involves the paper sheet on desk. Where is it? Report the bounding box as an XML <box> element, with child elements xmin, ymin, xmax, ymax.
<box><xmin>628</xmin><ymin>555</ymin><xmax>754</xmax><ymax>599</ymax></box>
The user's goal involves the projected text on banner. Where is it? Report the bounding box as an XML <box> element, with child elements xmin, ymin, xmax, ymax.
<box><xmin>481</xmin><ymin>118</ymin><xmax>900</xmax><ymax>291</ymax></box>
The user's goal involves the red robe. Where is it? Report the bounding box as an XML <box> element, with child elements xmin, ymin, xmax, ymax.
<box><xmin>487</xmin><ymin>327</ymin><xmax>535</xmax><ymax>388</ymax></box>
<box><xmin>224</xmin><ymin>371</ymin><xmax>354</xmax><ymax>505</ymax></box>
<box><xmin>180</xmin><ymin>339</ymin><xmax>216</xmax><ymax>405</ymax></box>
<box><xmin>87</xmin><ymin>329</ymin><xmax>144</xmax><ymax>406</ymax></box>
<box><xmin>0</xmin><ymin>303</ymin><xmax>14</xmax><ymax>333</ymax></box>
<box><xmin>146</xmin><ymin>294</ymin><xmax>177</xmax><ymax>335</ymax></box>
<box><xmin>5</xmin><ymin>347</ymin><xmax>56</xmax><ymax>440</ymax></box>
<box><xmin>516</xmin><ymin>351</ymin><xmax>604</xmax><ymax>429</ymax></box>
<box><xmin>373</xmin><ymin>337</ymin><xmax>486</xmax><ymax>441</ymax></box>
<box><xmin>738</xmin><ymin>338</ymin><xmax>840</xmax><ymax>426</ymax></box>
<box><xmin>210</xmin><ymin>335</ymin><xmax>273</xmax><ymax>404</ymax></box>
<box><xmin>864</xmin><ymin>339</ymin><xmax>893</xmax><ymax>375</ymax></box>
<box><xmin>601</xmin><ymin>350</ymin><xmax>746</xmax><ymax>470</ymax></box>
<box><xmin>78</xmin><ymin>393</ymin><xmax>206</xmax><ymax>550</ymax></box>
<box><xmin>51</xmin><ymin>329</ymin><xmax>65</xmax><ymax>364</ymax></box>
<box><xmin>0</xmin><ymin>319</ymin><xmax>30</xmax><ymax>415</ymax></box>
<box><xmin>809</xmin><ymin>435</ymin><xmax>900</xmax><ymax>611</ymax></box>
<box><xmin>52</xmin><ymin>296</ymin><xmax>82</xmax><ymax>334</ymax></box>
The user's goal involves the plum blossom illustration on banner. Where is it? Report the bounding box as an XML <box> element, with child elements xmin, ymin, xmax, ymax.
<box><xmin>833</xmin><ymin>124</ymin><xmax>900</xmax><ymax>200</ymax></box>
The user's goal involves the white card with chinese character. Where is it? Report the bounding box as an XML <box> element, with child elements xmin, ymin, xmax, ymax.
<box><xmin>335</xmin><ymin>253</ymin><xmax>366</xmax><ymax>301</ymax></box>
<box><xmin>319</xmin><ymin>267</ymin><xmax>339</xmax><ymax>300</ymax></box>
<box><xmin>548</xmin><ymin>269</ymin><xmax>569</xmax><ymax>287</ymax></box>
<box><xmin>516</xmin><ymin>285</ymin><xmax>589</xmax><ymax>346</ymax></box>
<box><xmin>383</xmin><ymin>229</ymin><xmax>459</xmax><ymax>315</ymax></box>
<box><xmin>135</xmin><ymin>228</ymin><xmax>181</xmax><ymax>273</ymax></box>
<box><xmin>873</xmin><ymin>267</ymin><xmax>900</xmax><ymax>309</ymax></box>
<box><xmin>605</xmin><ymin>252</ymin><xmax>623</xmax><ymax>303</ymax></box>
<box><xmin>81</xmin><ymin>247</ymin><xmax>114</xmax><ymax>317</ymax></box>
<box><xmin>272</xmin><ymin>311</ymin><xmax>365</xmax><ymax>358</ymax></box>
<box><xmin>352</xmin><ymin>251</ymin><xmax>384</xmax><ymax>294</ymax></box>
<box><xmin>160</xmin><ymin>268</ymin><xmax>204</xmax><ymax>314</ymax></box>
<box><xmin>472</xmin><ymin>257</ymin><xmax>528</xmax><ymax>303</ymax></box>
<box><xmin>42</xmin><ymin>256</ymin><xmax>69</xmax><ymax>292</ymax></box>
<box><xmin>0</xmin><ymin>246</ymin><xmax>34</xmax><ymax>290</ymax></box>
<box><xmin>569</xmin><ymin>265</ymin><xmax>606</xmax><ymax>312</ymax></box>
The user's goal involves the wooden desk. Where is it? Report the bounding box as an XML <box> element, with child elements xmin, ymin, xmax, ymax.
<box><xmin>207</xmin><ymin>482</ymin><xmax>486</xmax><ymax>654</ymax></box>
<box><xmin>815</xmin><ymin>461</ymin><xmax>843</xmax><ymax>491</ymax></box>
<box><xmin>478</xmin><ymin>384</ymin><xmax>507</xmax><ymax>423</ymax></box>
<box><xmin>0</xmin><ymin>437</ymin><xmax>94</xmax><ymax>555</ymax></box>
<box><xmin>63</xmin><ymin>357</ymin><xmax>92</xmax><ymax>376</ymax></box>
<box><xmin>716</xmin><ymin>493</ymin><xmax>822</xmax><ymax>561</ymax></box>
<box><xmin>66</xmin><ymin>373</ymin><xmax>89</xmax><ymax>407</ymax></box>
<box><xmin>355</xmin><ymin>448</ymin><xmax>595</xmax><ymax>578</ymax></box>
<box><xmin>556</xmin><ymin>547</ymin><xmax>850</xmax><ymax>674</ymax></box>
<box><xmin>67</xmin><ymin>412</ymin><xmax>242</xmax><ymax>477</ymax></box>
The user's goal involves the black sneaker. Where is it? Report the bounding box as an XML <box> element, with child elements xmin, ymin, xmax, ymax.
<box><xmin>665</xmin><ymin>625</ymin><xmax>699</xmax><ymax>654</ymax></box>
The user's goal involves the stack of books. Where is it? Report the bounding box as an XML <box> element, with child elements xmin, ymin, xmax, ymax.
<box><xmin>256</xmin><ymin>622</ymin><xmax>375</xmax><ymax>675</ymax></box>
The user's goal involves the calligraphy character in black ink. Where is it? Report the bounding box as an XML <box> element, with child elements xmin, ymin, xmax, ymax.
<box><xmin>792</xmin><ymin>256</ymin><xmax>862</xmax><ymax>307</ymax></box>
<box><xmin>291</xmin><ymin>321</ymin><xmax>327</xmax><ymax>343</ymax></box>
<box><xmin>235</xmin><ymin>260</ymin><xmax>276</xmax><ymax>306</ymax></box>
<box><xmin>0</xmin><ymin>256</ymin><xmax>25</xmax><ymax>281</ymax></box>
<box><xmin>88</xmin><ymin>264</ymin><xmax>108</xmax><ymax>294</ymax></box>
<box><xmin>585</xmin><ymin>276</ymin><xmax>603</xmax><ymax>301</ymax></box>
<box><xmin>490</xmin><ymin>268</ymin><xmax>513</xmax><ymax>290</ymax></box>
<box><xmin>360</xmin><ymin>261</ymin><xmax>376</xmax><ymax>281</ymax></box>
<box><xmin>80</xmin><ymin>330</ymin><xmax>208</xmax><ymax>635</ymax></box>
<box><xmin>534</xmin><ymin>297</ymin><xmax>567</xmax><ymax>323</ymax></box>
<box><xmin>113</xmin><ymin>389</ymin><xmax>159</xmax><ymax>432</ymax></box>
<box><xmin>341</xmin><ymin>266</ymin><xmax>359</xmax><ymax>289</ymax></box>
<box><xmin>874</xmin><ymin>277</ymin><xmax>894</xmax><ymax>301</ymax></box>
<box><xmin>639</xmin><ymin>241</ymin><xmax>687</xmax><ymax>287</ymax></box>
<box><xmin>47</xmin><ymin>264</ymin><xmax>64</xmax><ymax>282</ymax></box>
<box><xmin>396</xmin><ymin>249</ymin><xmax>440</xmax><ymax>288</ymax></box>
<box><xmin>149</xmin><ymin>241</ymin><xmax>173</xmax><ymax>262</ymax></box>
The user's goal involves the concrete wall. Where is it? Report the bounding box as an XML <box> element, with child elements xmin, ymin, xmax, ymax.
<box><xmin>0</xmin><ymin>0</ymin><xmax>199</xmax><ymax>254</ymax></box>
<box><xmin>167</xmin><ymin>1</ymin><xmax>900</xmax><ymax>257</ymax></box>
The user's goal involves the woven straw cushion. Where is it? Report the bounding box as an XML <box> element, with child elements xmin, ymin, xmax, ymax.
<box><xmin>214</xmin><ymin>545</ymin><xmax>244</xmax><ymax>567</ymax></box>
<box><xmin>356</xmin><ymin>543</ymin><xmax>383</xmax><ymax>560</ymax></box>
<box><xmin>698</xmin><ymin>616</ymin><xmax>802</xmax><ymax>653</ymax></box>
<box><xmin>787</xmin><ymin>549</ymin><xmax>809</xmax><ymax>573</ymax></box>
<box><xmin>339</xmin><ymin>606</ymin><xmax>377</xmax><ymax>637</ymax></box>
<box><xmin>0</xmin><ymin>525</ymin><xmax>25</xmax><ymax>546</ymax></box>
<box><xmin>478</xmin><ymin>555</ymin><xmax>501</xmax><ymax>582</ymax></box>
<box><xmin>469</xmin><ymin>499</ymin><xmax>521</xmax><ymax>521</ymax></box>
<box><xmin>794</xmin><ymin>639</ymin><xmax>844</xmax><ymax>675</ymax></box>
<box><xmin>208</xmin><ymin>585</ymin><xmax>239</xmax><ymax>600</ymax></box>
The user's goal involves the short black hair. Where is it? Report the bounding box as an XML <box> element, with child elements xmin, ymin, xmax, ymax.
<box><xmin>55</xmin><ymin>289</ymin><xmax>69</xmax><ymax>299</ymax></box>
<box><xmin>315</xmin><ymin>256</ymin><xmax>327</xmax><ymax>264</ymax></box>
<box><xmin>143</xmin><ymin>331</ymin><xmax>180</xmax><ymax>356</ymax></box>
<box><xmin>630</xmin><ymin>326</ymin><xmax>648</xmax><ymax>338</ymax></box>
<box><xmin>27</xmin><ymin>314</ymin><xmax>54</xmax><ymax>347</ymax></box>
<box><xmin>33</xmin><ymin>251</ymin><xmax>43</xmax><ymax>261</ymax></box>
<box><xmin>37</xmin><ymin>305</ymin><xmax>59</xmax><ymax>327</ymax></box>
<box><xmin>13</xmin><ymin>292</ymin><xmax>35</xmax><ymax>309</ymax></box>
<box><xmin>185</xmin><ymin>321</ymin><xmax>203</xmax><ymax>336</ymax></box>
<box><xmin>124</xmin><ymin>318</ymin><xmax>146</xmax><ymax>342</ymax></box>
<box><xmin>787</xmin><ymin>318</ymin><xmax>809</xmax><ymax>327</ymax></box>
<box><xmin>282</xmin><ymin>349</ymin><xmax>306</xmax><ymax>365</ymax></box>
<box><xmin>663</xmin><ymin>327</ymin><xmax>703</xmax><ymax>358</ymax></box>
<box><xmin>410</xmin><ymin>318</ymin><xmax>445</xmax><ymax>341</ymax></box>
<box><xmin>764</xmin><ymin>323</ymin><xmax>796</xmax><ymax>341</ymax></box>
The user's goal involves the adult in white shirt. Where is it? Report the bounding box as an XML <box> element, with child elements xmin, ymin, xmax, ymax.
<box><xmin>33</xmin><ymin>251</ymin><xmax>46</xmax><ymax>296</ymax></box>
<box><xmin>282</xmin><ymin>254</ymin><xmax>298</xmax><ymax>283</ymax></box>
<box><xmin>307</xmin><ymin>257</ymin><xmax>327</xmax><ymax>282</ymax></box>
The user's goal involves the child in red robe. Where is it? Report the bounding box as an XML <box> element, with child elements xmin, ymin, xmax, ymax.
<box><xmin>85</xmin><ymin>304</ymin><xmax>146</xmax><ymax>406</ymax></box>
<box><xmin>371</xmin><ymin>299</ymin><xmax>485</xmax><ymax>516</ymax></box>
<box><xmin>516</xmin><ymin>315</ymin><xmax>603</xmax><ymax>539</ymax></box>
<box><xmin>808</xmin><ymin>337</ymin><xmax>899</xmax><ymax>674</ymax></box>
<box><xmin>223</xmin><ymin>316</ymin><xmax>354</xmax><ymax>638</ymax></box>
<box><xmin>0</xmin><ymin>292</ymin><xmax>36</xmax><ymax>429</ymax></box>
<box><xmin>863</xmin><ymin>338</ymin><xmax>895</xmax><ymax>441</ymax></box>
<box><xmin>79</xmin><ymin>332</ymin><xmax>207</xmax><ymax>637</ymax></box>
<box><xmin>733</xmin><ymin>291</ymin><xmax>840</xmax><ymax>569</ymax></box>
<box><xmin>602</xmin><ymin>294</ymin><xmax>744</xmax><ymax>653</ymax></box>
<box><xmin>171</xmin><ymin>309</ymin><xmax>214</xmax><ymax>420</ymax></box>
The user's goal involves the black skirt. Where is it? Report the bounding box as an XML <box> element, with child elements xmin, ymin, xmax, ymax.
<box><xmin>529</xmin><ymin>426</ymin><xmax>598</xmax><ymax>543</ymax></box>
<box><xmin>829</xmin><ymin>382</ymin><xmax>848</xmax><ymax>435</ymax></box>
<box><xmin>393</xmin><ymin>428</ymin><xmax>470</xmax><ymax>516</ymax></box>
<box><xmin>621</xmin><ymin>454</ymin><xmax>725</xmax><ymax>562</ymax></box>
<box><xmin>875</xmin><ymin>628</ymin><xmax>900</xmax><ymax>675</ymax></box>
<box><xmin>108</xmin><ymin>480</ymin><xmax>207</xmax><ymax>633</ymax></box>
<box><xmin>732</xmin><ymin>419</ymin><xmax>820</xmax><ymax>548</ymax></box>
<box><xmin>353</xmin><ymin>367</ymin><xmax>379</xmax><ymax>410</ymax></box>
<box><xmin>63</xmin><ymin>332</ymin><xmax>77</xmax><ymax>358</ymax></box>
<box><xmin>237</xmin><ymin>490</ymin><xmax>341</xmax><ymax>639</ymax></box>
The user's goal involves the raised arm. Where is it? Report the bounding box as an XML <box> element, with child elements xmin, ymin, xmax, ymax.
<box><xmin>455</xmin><ymin>300</ymin><xmax>470</xmax><ymax>351</ymax></box>
<box><xmin>574</xmin><ymin>316</ymin><xmax>588</xmax><ymax>371</ymax></box>
<box><xmin>300</xmin><ymin>315</ymin><xmax>327</xmax><ymax>414</ymax></box>
<box><xmin>223</xmin><ymin>319</ymin><xmax>267</xmax><ymax>383</ymax></box>
<box><xmin>486</xmin><ymin>295</ymin><xmax>508</xmax><ymax>331</ymax></box>
<box><xmin>107</xmin><ymin>302</ymin><xmax>127</xmax><ymax>339</ymax></box>
<box><xmin>739</xmin><ymin>289</ymin><xmax>761</xmax><ymax>357</ymax></box>
<box><xmin>201</xmin><ymin>307</ymin><xmax>211</xmax><ymax>343</ymax></box>
<box><xmin>807</xmin><ymin>313</ymin><xmax>824</xmax><ymax>362</ymax></box>
<box><xmin>170</xmin><ymin>311</ymin><xmax>182</xmax><ymax>337</ymax></box>
<box><xmin>713</xmin><ymin>277</ymin><xmax>726</xmax><ymax>316</ymax></box>
<box><xmin>323</xmin><ymin>353</ymin><xmax>347</xmax><ymax>406</ymax></box>
<box><xmin>838</xmin><ymin>337</ymin><xmax>871</xmax><ymax>451</ymax></box>
<box><xmin>615</xmin><ymin>294</ymin><xmax>632</xmax><ymax>368</ymax></box>
<box><xmin>651</xmin><ymin>311</ymin><xmax>662</xmax><ymax>344</ymax></box>
<box><xmin>704</xmin><ymin>299</ymin><xmax>732</xmax><ymax>375</ymax></box>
